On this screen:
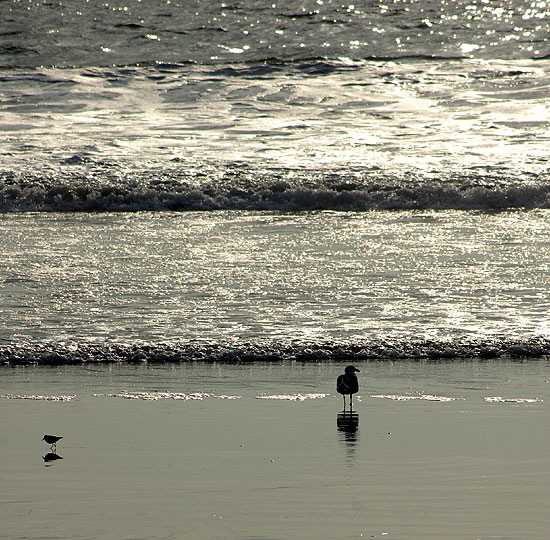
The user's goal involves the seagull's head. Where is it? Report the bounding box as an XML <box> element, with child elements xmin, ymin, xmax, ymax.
<box><xmin>345</xmin><ymin>365</ymin><xmax>360</xmax><ymax>375</ymax></box>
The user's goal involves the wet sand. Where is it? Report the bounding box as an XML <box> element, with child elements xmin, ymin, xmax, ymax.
<box><xmin>1</xmin><ymin>360</ymin><xmax>548</xmax><ymax>540</ymax></box>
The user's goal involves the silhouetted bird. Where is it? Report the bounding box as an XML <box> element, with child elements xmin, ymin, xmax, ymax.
<box><xmin>336</xmin><ymin>365</ymin><xmax>360</xmax><ymax>411</ymax></box>
<box><xmin>42</xmin><ymin>435</ymin><xmax>63</xmax><ymax>447</ymax></box>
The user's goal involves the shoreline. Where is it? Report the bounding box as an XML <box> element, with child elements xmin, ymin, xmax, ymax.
<box><xmin>1</xmin><ymin>360</ymin><xmax>548</xmax><ymax>540</ymax></box>
<box><xmin>2</xmin><ymin>337</ymin><xmax>550</xmax><ymax>366</ymax></box>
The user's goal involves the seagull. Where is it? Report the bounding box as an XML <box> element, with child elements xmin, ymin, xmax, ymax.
<box><xmin>336</xmin><ymin>365</ymin><xmax>360</xmax><ymax>411</ymax></box>
<box><xmin>42</xmin><ymin>435</ymin><xmax>63</xmax><ymax>448</ymax></box>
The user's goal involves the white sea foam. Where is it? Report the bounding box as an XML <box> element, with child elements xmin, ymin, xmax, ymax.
<box><xmin>92</xmin><ymin>391</ymin><xmax>241</xmax><ymax>401</ymax></box>
<box><xmin>484</xmin><ymin>396</ymin><xmax>543</xmax><ymax>404</ymax></box>
<box><xmin>2</xmin><ymin>58</ymin><xmax>550</xmax><ymax>214</ymax></box>
<box><xmin>370</xmin><ymin>394</ymin><xmax>460</xmax><ymax>402</ymax></box>
<box><xmin>0</xmin><ymin>394</ymin><xmax>76</xmax><ymax>401</ymax></box>
<box><xmin>255</xmin><ymin>393</ymin><xmax>329</xmax><ymax>401</ymax></box>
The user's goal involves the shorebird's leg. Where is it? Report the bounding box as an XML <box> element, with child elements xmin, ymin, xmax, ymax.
<box><xmin>350</xmin><ymin>394</ymin><xmax>353</xmax><ymax>412</ymax></box>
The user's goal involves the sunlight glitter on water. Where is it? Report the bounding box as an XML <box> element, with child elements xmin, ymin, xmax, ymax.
<box><xmin>2</xmin><ymin>59</ymin><xmax>550</xmax><ymax>179</ymax></box>
<box><xmin>1</xmin><ymin>210</ymin><xmax>549</xmax><ymax>344</ymax></box>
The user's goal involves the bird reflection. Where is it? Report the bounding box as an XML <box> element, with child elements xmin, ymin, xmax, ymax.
<box><xmin>337</xmin><ymin>410</ymin><xmax>359</xmax><ymax>433</ymax></box>
<box><xmin>337</xmin><ymin>411</ymin><xmax>359</xmax><ymax>462</ymax></box>
<box><xmin>43</xmin><ymin>452</ymin><xmax>63</xmax><ymax>464</ymax></box>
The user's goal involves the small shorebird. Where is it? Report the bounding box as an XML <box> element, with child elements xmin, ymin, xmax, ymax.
<box><xmin>336</xmin><ymin>365</ymin><xmax>360</xmax><ymax>411</ymax></box>
<box><xmin>42</xmin><ymin>435</ymin><xmax>63</xmax><ymax>447</ymax></box>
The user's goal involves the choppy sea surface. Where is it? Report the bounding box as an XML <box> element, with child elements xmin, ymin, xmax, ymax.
<box><xmin>1</xmin><ymin>0</ymin><xmax>550</xmax><ymax>363</ymax></box>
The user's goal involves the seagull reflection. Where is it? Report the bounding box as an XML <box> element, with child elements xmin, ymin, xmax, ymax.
<box><xmin>337</xmin><ymin>410</ymin><xmax>359</xmax><ymax>433</ymax></box>
<box><xmin>337</xmin><ymin>411</ymin><xmax>359</xmax><ymax>462</ymax></box>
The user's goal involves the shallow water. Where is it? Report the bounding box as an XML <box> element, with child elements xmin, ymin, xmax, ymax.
<box><xmin>1</xmin><ymin>210</ymin><xmax>550</xmax><ymax>349</ymax></box>
<box><xmin>1</xmin><ymin>360</ymin><xmax>548</xmax><ymax>540</ymax></box>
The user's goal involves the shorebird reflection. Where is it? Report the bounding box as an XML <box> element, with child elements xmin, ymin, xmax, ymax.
<box><xmin>43</xmin><ymin>452</ymin><xmax>63</xmax><ymax>464</ymax></box>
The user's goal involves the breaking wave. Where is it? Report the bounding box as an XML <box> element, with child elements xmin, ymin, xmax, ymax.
<box><xmin>2</xmin><ymin>337</ymin><xmax>549</xmax><ymax>366</ymax></box>
<box><xmin>2</xmin><ymin>168</ymin><xmax>550</xmax><ymax>212</ymax></box>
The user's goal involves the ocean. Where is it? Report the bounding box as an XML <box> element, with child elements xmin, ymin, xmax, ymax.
<box><xmin>1</xmin><ymin>3</ymin><xmax>549</xmax><ymax>539</ymax></box>
<box><xmin>1</xmin><ymin>0</ymin><xmax>550</xmax><ymax>362</ymax></box>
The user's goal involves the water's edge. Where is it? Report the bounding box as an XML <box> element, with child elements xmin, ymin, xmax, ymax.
<box><xmin>2</xmin><ymin>338</ymin><xmax>549</xmax><ymax>366</ymax></box>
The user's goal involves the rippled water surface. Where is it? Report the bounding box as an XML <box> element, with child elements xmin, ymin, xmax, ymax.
<box><xmin>4</xmin><ymin>0</ymin><xmax>550</xmax><ymax>67</ymax></box>
<box><xmin>1</xmin><ymin>210</ymin><xmax>549</xmax><ymax>347</ymax></box>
